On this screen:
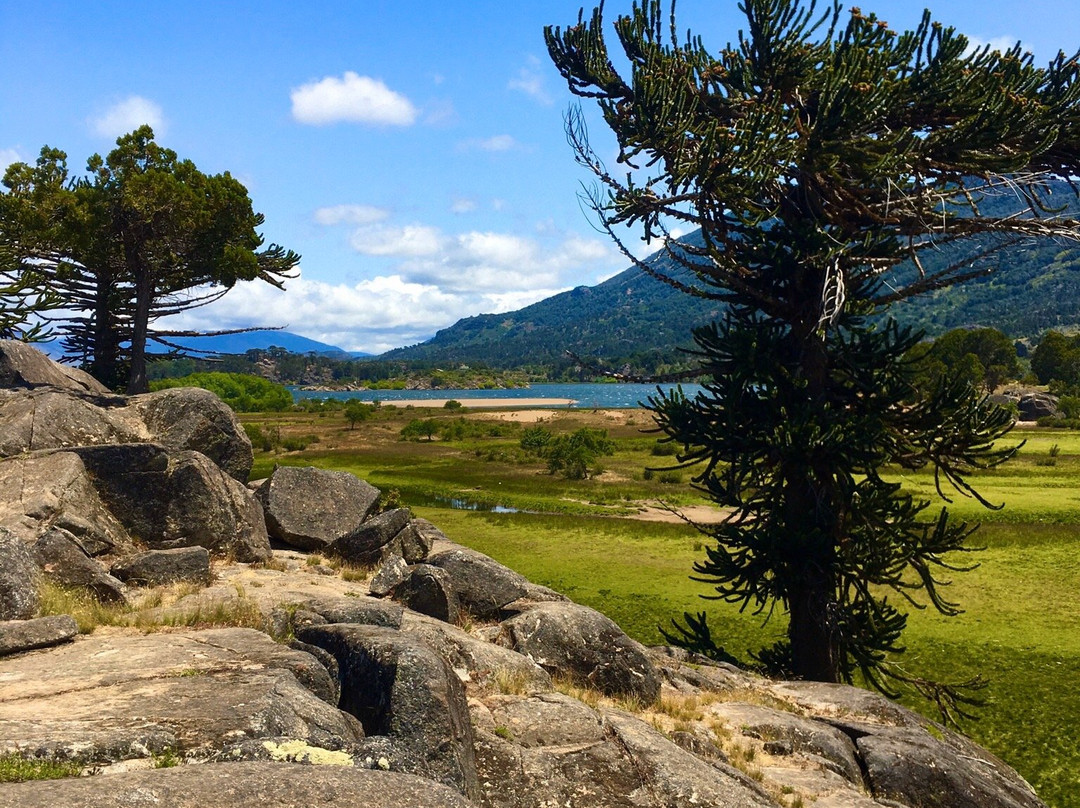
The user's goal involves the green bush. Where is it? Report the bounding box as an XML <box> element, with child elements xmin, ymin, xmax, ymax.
<box><xmin>520</xmin><ymin>426</ymin><xmax>554</xmax><ymax>453</ymax></box>
<box><xmin>400</xmin><ymin>418</ymin><xmax>439</xmax><ymax>441</ymax></box>
<box><xmin>545</xmin><ymin>428</ymin><xmax>616</xmax><ymax>479</ymax></box>
<box><xmin>150</xmin><ymin>372</ymin><xmax>293</xmax><ymax>412</ymax></box>
<box><xmin>344</xmin><ymin>400</ymin><xmax>376</xmax><ymax>428</ymax></box>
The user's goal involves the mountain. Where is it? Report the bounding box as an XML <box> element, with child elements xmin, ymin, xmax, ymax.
<box><xmin>165</xmin><ymin>330</ymin><xmax>370</xmax><ymax>359</ymax></box>
<box><xmin>385</xmin><ymin>201</ymin><xmax>1080</xmax><ymax>371</ymax></box>
<box><xmin>382</xmin><ymin>232</ymin><xmax>723</xmax><ymax>372</ymax></box>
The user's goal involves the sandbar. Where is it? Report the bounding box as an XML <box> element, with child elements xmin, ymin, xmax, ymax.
<box><xmin>377</xmin><ymin>397</ymin><xmax>577</xmax><ymax>409</ymax></box>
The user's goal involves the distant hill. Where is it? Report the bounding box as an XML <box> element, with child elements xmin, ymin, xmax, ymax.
<box><xmin>382</xmin><ymin>231</ymin><xmax>722</xmax><ymax>373</ymax></box>
<box><xmin>385</xmin><ymin>195</ymin><xmax>1080</xmax><ymax>372</ymax></box>
<box><xmin>165</xmin><ymin>330</ymin><xmax>370</xmax><ymax>359</ymax></box>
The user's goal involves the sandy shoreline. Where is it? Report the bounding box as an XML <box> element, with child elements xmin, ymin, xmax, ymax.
<box><xmin>377</xmin><ymin>397</ymin><xmax>577</xmax><ymax>409</ymax></box>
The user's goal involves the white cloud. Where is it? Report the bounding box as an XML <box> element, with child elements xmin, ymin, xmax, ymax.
<box><xmin>460</xmin><ymin>134</ymin><xmax>519</xmax><ymax>152</ymax></box>
<box><xmin>450</xmin><ymin>198</ymin><xmax>477</xmax><ymax>214</ymax></box>
<box><xmin>290</xmin><ymin>72</ymin><xmax>418</xmax><ymax>126</ymax></box>
<box><xmin>964</xmin><ymin>35</ymin><xmax>1022</xmax><ymax>56</ymax></box>
<box><xmin>0</xmin><ymin>148</ymin><xmax>22</xmax><ymax>175</ymax></box>
<box><xmin>313</xmin><ymin>204</ymin><xmax>389</xmax><ymax>226</ymax></box>
<box><xmin>509</xmin><ymin>56</ymin><xmax>552</xmax><ymax>105</ymax></box>
<box><xmin>350</xmin><ymin>224</ymin><xmax>444</xmax><ymax>257</ymax></box>
<box><xmin>160</xmin><ymin>270</ymin><xmax>569</xmax><ymax>355</ymax></box>
<box><xmin>89</xmin><ymin>96</ymin><xmax>165</xmax><ymax>139</ymax></box>
<box><xmin>343</xmin><ymin>218</ymin><xmax>614</xmax><ymax>294</ymax></box>
<box><xmin>169</xmin><ymin>211</ymin><xmax>622</xmax><ymax>354</ymax></box>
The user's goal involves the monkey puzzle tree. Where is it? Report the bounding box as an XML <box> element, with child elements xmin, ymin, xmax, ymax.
<box><xmin>546</xmin><ymin>0</ymin><xmax>1080</xmax><ymax>703</ymax></box>
<box><xmin>0</xmin><ymin>127</ymin><xmax>299</xmax><ymax>392</ymax></box>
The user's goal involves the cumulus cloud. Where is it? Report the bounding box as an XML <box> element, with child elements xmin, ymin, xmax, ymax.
<box><xmin>350</xmin><ymin>224</ymin><xmax>444</xmax><ymax>257</ymax></box>
<box><xmin>160</xmin><ymin>270</ymin><xmax>567</xmax><ymax>355</ymax></box>
<box><xmin>89</xmin><ymin>96</ymin><xmax>165</xmax><ymax>139</ymax></box>
<box><xmin>291</xmin><ymin>72</ymin><xmax>418</xmax><ymax>126</ymax></box>
<box><xmin>509</xmin><ymin>56</ymin><xmax>552</xmax><ymax>105</ymax></box>
<box><xmin>345</xmin><ymin>218</ymin><xmax>613</xmax><ymax>294</ymax></box>
<box><xmin>164</xmin><ymin>209</ymin><xmax>621</xmax><ymax>354</ymax></box>
<box><xmin>313</xmin><ymin>204</ymin><xmax>389</xmax><ymax>226</ymax></box>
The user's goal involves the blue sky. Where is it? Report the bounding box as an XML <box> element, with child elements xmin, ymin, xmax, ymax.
<box><xmin>2</xmin><ymin>1</ymin><xmax>1077</xmax><ymax>353</ymax></box>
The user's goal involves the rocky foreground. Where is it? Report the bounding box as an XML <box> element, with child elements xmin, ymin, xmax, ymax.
<box><xmin>0</xmin><ymin>341</ymin><xmax>1047</xmax><ymax>807</ymax></box>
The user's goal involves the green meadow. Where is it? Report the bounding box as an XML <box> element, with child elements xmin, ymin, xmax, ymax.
<box><xmin>247</xmin><ymin>407</ymin><xmax>1080</xmax><ymax>808</ymax></box>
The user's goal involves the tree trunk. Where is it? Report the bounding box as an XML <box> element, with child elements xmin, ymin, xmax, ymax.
<box><xmin>784</xmin><ymin>315</ymin><xmax>842</xmax><ymax>683</ymax></box>
<box><xmin>89</xmin><ymin>268</ymin><xmax>121</xmax><ymax>390</ymax></box>
<box><xmin>125</xmin><ymin>243</ymin><xmax>152</xmax><ymax>395</ymax></box>
<box><xmin>787</xmin><ymin>568</ymin><xmax>840</xmax><ymax>682</ymax></box>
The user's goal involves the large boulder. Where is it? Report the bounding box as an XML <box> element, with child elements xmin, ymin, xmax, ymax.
<box><xmin>425</xmin><ymin>546</ymin><xmax>532</xmax><ymax>619</ymax></box>
<box><xmin>72</xmin><ymin>444</ymin><xmax>270</xmax><ymax>562</ymax></box>
<box><xmin>601</xmin><ymin>709</ymin><xmax>777</xmax><ymax>807</ymax></box>
<box><xmin>296</xmin><ymin>623</ymin><xmax>479</xmax><ymax>800</ymax></box>
<box><xmin>0</xmin><ymin>388</ymin><xmax>142</xmax><ymax>457</ymax></box>
<box><xmin>0</xmin><ymin>628</ymin><xmax>358</xmax><ymax>766</ymax></box>
<box><xmin>110</xmin><ymin>546</ymin><xmax>211</xmax><ymax>587</ymax></box>
<box><xmin>299</xmin><ymin>595</ymin><xmax>404</xmax><ymax>630</ymax></box>
<box><xmin>1018</xmin><ymin>392</ymin><xmax>1058</xmax><ymax>421</ymax></box>
<box><xmin>399</xmin><ymin>611</ymin><xmax>551</xmax><ymax>693</ymax></box>
<box><xmin>31</xmin><ymin>528</ymin><xmax>127</xmax><ymax>604</ymax></box>
<box><xmin>391</xmin><ymin>564</ymin><xmax>459</xmax><ymax>624</ymax></box>
<box><xmin>131</xmin><ymin>386</ymin><xmax>254</xmax><ymax>482</ymax></box>
<box><xmin>856</xmin><ymin>725</ymin><xmax>1045</xmax><ymax>808</ymax></box>
<box><xmin>257</xmin><ymin>465</ymin><xmax>380</xmax><ymax>550</ymax></box>
<box><xmin>0</xmin><ymin>615</ymin><xmax>78</xmax><ymax>657</ymax></box>
<box><xmin>0</xmin><ymin>451</ymin><xmax>130</xmax><ymax>552</ymax></box>
<box><xmin>0</xmin><ymin>763</ymin><xmax>476</xmax><ymax>808</ymax></box>
<box><xmin>0</xmin><ymin>528</ymin><xmax>39</xmax><ymax>620</ymax></box>
<box><xmin>329</xmin><ymin>508</ymin><xmax>411</xmax><ymax>565</ymax></box>
<box><xmin>0</xmin><ymin>340</ymin><xmax>109</xmax><ymax>394</ymax></box>
<box><xmin>497</xmin><ymin>601</ymin><xmax>662</xmax><ymax>705</ymax></box>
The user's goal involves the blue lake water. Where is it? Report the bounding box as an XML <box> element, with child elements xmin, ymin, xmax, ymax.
<box><xmin>290</xmin><ymin>382</ymin><xmax>706</xmax><ymax>409</ymax></box>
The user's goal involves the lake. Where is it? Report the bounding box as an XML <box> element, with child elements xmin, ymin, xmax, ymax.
<box><xmin>290</xmin><ymin>382</ymin><xmax>706</xmax><ymax>409</ymax></box>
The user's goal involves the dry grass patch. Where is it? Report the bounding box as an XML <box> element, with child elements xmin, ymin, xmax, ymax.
<box><xmin>492</xmin><ymin>666</ymin><xmax>533</xmax><ymax>696</ymax></box>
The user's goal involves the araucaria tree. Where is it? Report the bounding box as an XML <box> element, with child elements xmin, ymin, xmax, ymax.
<box><xmin>546</xmin><ymin>0</ymin><xmax>1080</xmax><ymax>702</ymax></box>
<box><xmin>0</xmin><ymin>127</ymin><xmax>299</xmax><ymax>392</ymax></box>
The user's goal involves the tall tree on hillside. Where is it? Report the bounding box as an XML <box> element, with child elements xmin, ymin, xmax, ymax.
<box><xmin>0</xmin><ymin>127</ymin><xmax>299</xmax><ymax>392</ymax></box>
<box><xmin>546</xmin><ymin>0</ymin><xmax>1080</xmax><ymax>708</ymax></box>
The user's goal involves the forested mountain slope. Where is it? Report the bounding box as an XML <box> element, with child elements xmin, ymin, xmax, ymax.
<box><xmin>385</xmin><ymin>192</ymin><xmax>1080</xmax><ymax>372</ymax></box>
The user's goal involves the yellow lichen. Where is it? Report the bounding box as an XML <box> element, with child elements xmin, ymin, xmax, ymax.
<box><xmin>261</xmin><ymin>740</ymin><xmax>354</xmax><ymax>766</ymax></box>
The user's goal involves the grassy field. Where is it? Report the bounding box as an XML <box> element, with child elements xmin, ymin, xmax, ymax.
<box><xmin>244</xmin><ymin>405</ymin><xmax>1079</xmax><ymax>808</ymax></box>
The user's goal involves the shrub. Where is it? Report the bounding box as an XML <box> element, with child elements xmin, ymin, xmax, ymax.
<box><xmin>545</xmin><ymin>428</ymin><xmax>615</xmax><ymax>480</ymax></box>
<box><xmin>444</xmin><ymin>399</ymin><xmax>463</xmax><ymax>409</ymax></box>
<box><xmin>344</xmin><ymin>400</ymin><xmax>376</xmax><ymax>429</ymax></box>
<box><xmin>521</xmin><ymin>426</ymin><xmax>554</xmax><ymax>453</ymax></box>
<box><xmin>150</xmin><ymin>372</ymin><xmax>293</xmax><ymax>412</ymax></box>
<box><xmin>400</xmin><ymin>418</ymin><xmax>439</xmax><ymax>441</ymax></box>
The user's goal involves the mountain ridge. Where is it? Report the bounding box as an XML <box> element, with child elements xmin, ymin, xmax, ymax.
<box><xmin>382</xmin><ymin>231</ymin><xmax>1080</xmax><ymax>372</ymax></box>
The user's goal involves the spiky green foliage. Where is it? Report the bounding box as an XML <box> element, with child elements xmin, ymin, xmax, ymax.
<box><xmin>546</xmin><ymin>0</ymin><xmax>1080</xmax><ymax>707</ymax></box>
<box><xmin>0</xmin><ymin>126</ymin><xmax>299</xmax><ymax>392</ymax></box>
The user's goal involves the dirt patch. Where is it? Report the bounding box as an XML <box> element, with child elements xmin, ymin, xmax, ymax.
<box><xmin>482</xmin><ymin>409</ymin><xmax>563</xmax><ymax>423</ymax></box>
<box><xmin>629</xmin><ymin>503</ymin><xmax>729</xmax><ymax>524</ymax></box>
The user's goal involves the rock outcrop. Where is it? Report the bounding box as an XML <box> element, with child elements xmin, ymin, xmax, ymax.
<box><xmin>258</xmin><ymin>465</ymin><xmax>380</xmax><ymax>550</ymax></box>
<box><xmin>0</xmin><ymin>345</ymin><xmax>1048</xmax><ymax>808</ymax></box>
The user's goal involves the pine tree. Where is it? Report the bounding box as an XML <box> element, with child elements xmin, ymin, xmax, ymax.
<box><xmin>0</xmin><ymin>127</ymin><xmax>299</xmax><ymax>392</ymax></box>
<box><xmin>546</xmin><ymin>0</ymin><xmax>1080</xmax><ymax>709</ymax></box>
